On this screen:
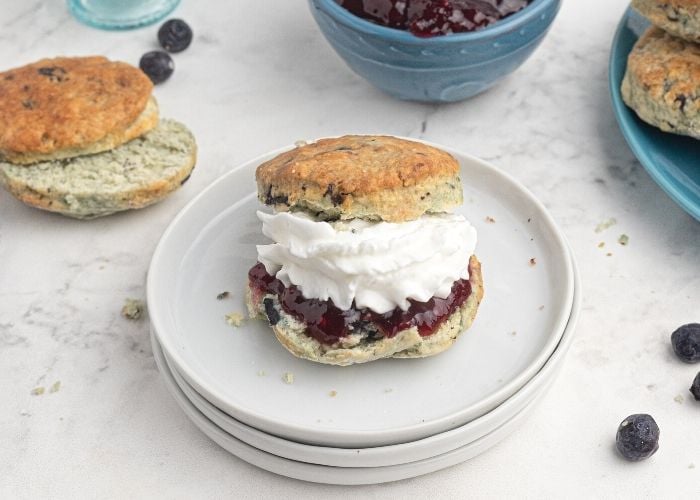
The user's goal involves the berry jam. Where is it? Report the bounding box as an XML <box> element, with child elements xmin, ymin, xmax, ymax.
<box><xmin>248</xmin><ymin>262</ymin><xmax>472</xmax><ymax>345</ymax></box>
<box><xmin>336</xmin><ymin>0</ymin><xmax>532</xmax><ymax>37</ymax></box>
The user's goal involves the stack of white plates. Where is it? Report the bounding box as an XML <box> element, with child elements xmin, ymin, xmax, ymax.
<box><xmin>147</xmin><ymin>141</ymin><xmax>581</xmax><ymax>485</ymax></box>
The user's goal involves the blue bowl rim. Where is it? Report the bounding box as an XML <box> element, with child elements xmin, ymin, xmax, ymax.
<box><xmin>312</xmin><ymin>0</ymin><xmax>559</xmax><ymax>44</ymax></box>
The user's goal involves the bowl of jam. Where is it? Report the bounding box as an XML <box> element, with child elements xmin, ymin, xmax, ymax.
<box><xmin>308</xmin><ymin>0</ymin><xmax>561</xmax><ymax>102</ymax></box>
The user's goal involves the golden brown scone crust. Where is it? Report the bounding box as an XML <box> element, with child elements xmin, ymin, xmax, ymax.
<box><xmin>0</xmin><ymin>56</ymin><xmax>153</xmax><ymax>160</ymax></box>
<box><xmin>256</xmin><ymin>135</ymin><xmax>463</xmax><ymax>222</ymax></box>
<box><xmin>621</xmin><ymin>27</ymin><xmax>700</xmax><ymax>138</ymax></box>
<box><xmin>632</xmin><ymin>0</ymin><xmax>700</xmax><ymax>43</ymax></box>
<box><xmin>246</xmin><ymin>255</ymin><xmax>483</xmax><ymax>366</ymax></box>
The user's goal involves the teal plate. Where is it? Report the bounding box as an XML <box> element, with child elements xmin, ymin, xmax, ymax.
<box><xmin>609</xmin><ymin>8</ymin><xmax>700</xmax><ymax>221</ymax></box>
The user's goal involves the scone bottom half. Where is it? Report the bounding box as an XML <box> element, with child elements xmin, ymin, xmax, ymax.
<box><xmin>255</xmin><ymin>135</ymin><xmax>463</xmax><ymax>223</ymax></box>
<box><xmin>246</xmin><ymin>256</ymin><xmax>484</xmax><ymax>366</ymax></box>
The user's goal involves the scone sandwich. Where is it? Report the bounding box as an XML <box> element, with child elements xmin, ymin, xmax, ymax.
<box><xmin>0</xmin><ymin>56</ymin><xmax>196</xmax><ymax>218</ymax></box>
<box><xmin>246</xmin><ymin>135</ymin><xmax>484</xmax><ymax>366</ymax></box>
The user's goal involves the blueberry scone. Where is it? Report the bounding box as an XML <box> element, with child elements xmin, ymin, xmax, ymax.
<box><xmin>0</xmin><ymin>56</ymin><xmax>157</xmax><ymax>164</ymax></box>
<box><xmin>247</xmin><ymin>135</ymin><xmax>484</xmax><ymax>366</ymax></box>
<box><xmin>621</xmin><ymin>27</ymin><xmax>700</xmax><ymax>139</ymax></box>
<box><xmin>632</xmin><ymin>0</ymin><xmax>700</xmax><ymax>43</ymax></box>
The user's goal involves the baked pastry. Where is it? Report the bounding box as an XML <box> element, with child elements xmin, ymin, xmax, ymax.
<box><xmin>621</xmin><ymin>27</ymin><xmax>700</xmax><ymax>139</ymax></box>
<box><xmin>256</xmin><ymin>135</ymin><xmax>463</xmax><ymax>222</ymax></box>
<box><xmin>247</xmin><ymin>136</ymin><xmax>483</xmax><ymax>366</ymax></box>
<box><xmin>0</xmin><ymin>119</ymin><xmax>196</xmax><ymax>219</ymax></box>
<box><xmin>0</xmin><ymin>56</ymin><xmax>155</xmax><ymax>164</ymax></box>
<box><xmin>631</xmin><ymin>0</ymin><xmax>700</xmax><ymax>43</ymax></box>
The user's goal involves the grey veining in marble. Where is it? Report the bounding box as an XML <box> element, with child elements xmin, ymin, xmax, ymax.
<box><xmin>1</xmin><ymin>0</ymin><xmax>699</xmax><ymax>498</ymax></box>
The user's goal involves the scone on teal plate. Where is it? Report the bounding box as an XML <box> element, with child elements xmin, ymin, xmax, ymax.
<box><xmin>632</xmin><ymin>0</ymin><xmax>700</xmax><ymax>43</ymax></box>
<box><xmin>621</xmin><ymin>26</ymin><xmax>700</xmax><ymax>139</ymax></box>
<box><xmin>246</xmin><ymin>135</ymin><xmax>484</xmax><ymax>366</ymax></box>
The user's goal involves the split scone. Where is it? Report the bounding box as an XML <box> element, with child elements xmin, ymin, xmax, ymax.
<box><xmin>621</xmin><ymin>27</ymin><xmax>700</xmax><ymax>139</ymax></box>
<box><xmin>246</xmin><ymin>135</ymin><xmax>484</xmax><ymax>366</ymax></box>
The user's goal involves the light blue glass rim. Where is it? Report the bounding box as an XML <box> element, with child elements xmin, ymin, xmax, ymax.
<box><xmin>313</xmin><ymin>0</ymin><xmax>556</xmax><ymax>44</ymax></box>
<box><xmin>67</xmin><ymin>0</ymin><xmax>181</xmax><ymax>30</ymax></box>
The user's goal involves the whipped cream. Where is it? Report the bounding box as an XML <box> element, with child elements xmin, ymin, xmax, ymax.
<box><xmin>256</xmin><ymin>211</ymin><xmax>477</xmax><ymax>314</ymax></box>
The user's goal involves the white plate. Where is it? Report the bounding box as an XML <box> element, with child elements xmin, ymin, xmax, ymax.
<box><xmin>152</xmin><ymin>329</ymin><xmax>551</xmax><ymax>485</ymax></box>
<box><xmin>162</xmin><ymin>261</ymin><xmax>578</xmax><ymax>468</ymax></box>
<box><xmin>148</xmin><ymin>140</ymin><xmax>574</xmax><ymax>447</ymax></box>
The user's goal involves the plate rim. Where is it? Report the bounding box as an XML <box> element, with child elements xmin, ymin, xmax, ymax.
<box><xmin>157</xmin><ymin>254</ymin><xmax>579</xmax><ymax>467</ymax></box>
<box><xmin>608</xmin><ymin>6</ymin><xmax>700</xmax><ymax>221</ymax></box>
<box><xmin>147</xmin><ymin>138</ymin><xmax>575</xmax><ymax>446</ymax></box>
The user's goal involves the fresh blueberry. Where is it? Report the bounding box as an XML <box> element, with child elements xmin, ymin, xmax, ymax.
<box><xmin>615</xmin><ymin>414</ymin><xmax>660</xmax><ymax>461</ymax></box>
<box><xmin>671</xmin><ymin>323</ymin><xmax>700</xmax><ymax>363</ymax></box>
<box><xmin>691</xmin><ymin>372</ymin><xmax>700</xmax><ymax>401</ymax></box>
<box><xmin>158</xmin><ymin>19</ymin><xmax>193</xmax><ymax>53</ymax></box>
<box><xmin>139</xmin><ymin>51</ymin><xmax>174</xmax><ymax>84</ymax></box>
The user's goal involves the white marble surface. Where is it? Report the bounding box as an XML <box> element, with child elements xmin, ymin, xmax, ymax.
<box><xmin>1</xmin><ymin>0</ymin><xmax>699</xmax><ymax>497</ymax></box>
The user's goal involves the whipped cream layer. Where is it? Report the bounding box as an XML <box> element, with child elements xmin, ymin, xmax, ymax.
<box><xmin>256</xmin><ymin>210</ymin><xmax>477</xmax><ymax>314</ymax></box>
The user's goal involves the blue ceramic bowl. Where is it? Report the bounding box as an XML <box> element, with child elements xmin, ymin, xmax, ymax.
<box><xmin>308</xmin><ymin>0</ymin><xmax>561</xmax><ymax>102</ymax></box>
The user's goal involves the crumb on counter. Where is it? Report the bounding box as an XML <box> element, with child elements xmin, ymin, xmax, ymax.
<box><xmin>595</xmin><ymin>218</ymin><xmax>617</xmax><ymax>233</ymax></box>
<box><xmin>121</xmin><ymin>298</ymin><xmax>145</xmax><ymax>320</ymax></box>
<box><xmin>538</xmin><ymin>305</ymin><xmax>545</xmax><ymax>311</ymax></box>
<box><xmin>30</xmin><ymin>387</ymin><xmax>44</xmax><ymax>396</ymax></box>
<box><xmin>49</xmin><ymin>381</ymin><xmax>61</xmax><ymax>393</ymax></box>
<box><xmin>485</xmin><ymin>216</ymin><xmax>496</xmax><ymax>223</ymax></box>
<box><xmin>690</xmin><ymin>464</ymin><xmax>696</xmax><ymax>469</ymax></box>
<box><xmin>216</xmin><ymin>291</ymin><xmax>230</xmax><ymax>300</ymax></box>
<box><xmin>257</xmin><ymin>370</ymin><xmax>266</xmax><ymax>377</ymax></box>
<box><xmin>598</xmin><ymin>242</ymin><xmax>605</xmax><ymax>248</ymax></box>
<box><xmin>225</xmin><ymin>312</ymin><xmax>245</xmax><ymax>327</ymax></box>
<box><xmin>282</xmin><ymin>372</ymin><xmax>295</xmax><ymax>385</ymax></box>
<box><xmin>329</xmin><ymin>390</ymin><xmax>337</xmax><ymax>397</ymax></box>
<box><xmin>606</xmin><ymin>252</ymin><xmax>613</xmax><ymax>257</ymax></box>
<box><xmin>529</xmin><ymin>257</ymin><xmax>536</xmax><ymax>266</ymax></box>
<box><xmin>384</xmin><ymin>388</ymin><xmax>393</xmax><ymax>393</ymax></box>
<box><xmin>618</xmin><ymin>234</ymin><xmax>629</xmax><ymax>246</ymax></box>
<box><xmin>674</xmin><ymin>394</ymin><xmax>684</xmax><ymax>404</ymax></box>
<box><xmin>510</xmin><ymin>331</ymin><xmax>517</xmax><ymax>336</ymax></box>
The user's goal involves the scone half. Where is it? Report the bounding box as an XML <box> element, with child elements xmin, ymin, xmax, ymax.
<box><xmin>0</xmin><ymin>119</ymin><xmax>197</xmax><ymax>219</ymax></box>
<box><xmin>246</xmin><ymin>255</ymin><xmax>484</xmax><ymax>366</ymax></box>
<box><xmin>256</xmin><ymin>135</ymin><xmax>463</xmax><ymax>223</ymax></box>
<box><xmin>0</xmin><ymin>56</ymin><xmax>156</xmax><ymax>164</ymax></box>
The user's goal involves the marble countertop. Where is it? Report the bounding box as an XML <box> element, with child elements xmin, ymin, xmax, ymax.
<box><xmin>2</xmin><ymin>0</ymin><xmax>699</xmax><ymax>497</ymax></box>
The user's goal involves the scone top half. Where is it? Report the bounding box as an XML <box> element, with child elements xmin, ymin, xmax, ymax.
<box><xmin>256</xmin><ymin>135</ymin><xmax>463</xmax><ymax>222</ymax></box>
<box><xmin>0</xmin><ymin>56</ymin><xmax>155</xmax><ymax>164</ymax></box>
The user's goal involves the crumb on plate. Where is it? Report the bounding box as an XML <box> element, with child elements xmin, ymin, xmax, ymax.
<box><xmin>216</xmin><ymin>291</ymin><xmax>230</xmax><ymax>300</ymax></box>
<box><xmin>282</xmin><ymin>372</ymin><xmax>295</xmax><ymax>385</ymax></box>
<box><xmin>674</xmin><ymin>394</ymin><xmax>684</xmax><ymax>404</ymax></box>
<box><xmin>225</xmin><ymin>312</ymin><xmax>245</xmax><ymax>327</ymax></box>
<box><xmin>49</xmin><ymin>381</ymin><xmax>61</xmax><ymax>393</ymax></box>
<box><xmin>618</xmin><ymin>234</ymin><xmax>629</xmax><ymax>246</ymax></box>
<box><xmin>257</xmin><ymin>370</ymin><xmax>266</xmax><ymax>377</ymax></box>
<box><xmin>121</xmin><ymin>298</ymin><xmax>145</xmax><ymax>320</ymax></box>
<box><xmin>30</xmin><ymin>387</ymin><xmax>44</xmax><ymax>396</ymax></box>
<box><xmin>598</xmin><ymin>242</ymin><xmax>605</xmax><ymax>248</ymax></box>
<box><xmin>485</xmin><ymin>216</ymin><xmax>496</xmax><ymax>223</ymax></box>
<box><xmin>595</xmin><ymin>218</ymin><xmax>617</xmax><ymax>233</ymax></box>
<box><xmin>329</xmin><ymin>390</ymin><xmax>337</xmax><ymax>397</ymax></box>
<box><xmin>529</xmin><ymin>257</ymin><xmax>536</xmax><ymax>266</ymax></box>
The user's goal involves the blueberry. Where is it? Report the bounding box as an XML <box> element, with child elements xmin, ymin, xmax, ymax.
<box><xmin>615</xmin><ymin>414</ymin><xmax>660</xmax><ymax>461</ymax></box>
<box><xmin>671</xmin><ymin>323</ymin><xmax>700</xmax><ymax>363</ymax></box>
<box><xmin>139</xmin><ymin>51</ymin><xmax>174</xmax><ymax>84</ymax></box>
<box><xmin>158</xmin><ymin>19</ymin><xmax>193</xmax><ymax>53</ymax></box>
<box><xmin>691</xmin><ymin>372</ymin><xmax>700</xmax><ymax>401</ymax></box>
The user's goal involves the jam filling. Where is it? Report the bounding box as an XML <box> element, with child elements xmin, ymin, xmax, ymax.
<box><xmin>336</xmin><ymin>0</ymin><xmax>532</xmax><ymax>37</ymax></box>
<box><xmin>249</xmin><ymin>262</ymin><xmax>472</xmax><ymax>345</ymax></box>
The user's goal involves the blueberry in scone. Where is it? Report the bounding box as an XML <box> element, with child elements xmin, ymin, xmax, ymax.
<box><xmin>247</xmin><ymin>136</ymin><xmax>484</xmax><ymax>366</ymax></box>
<box><xmin>621</xmin><ymin>27</ymin><xmax>700</xmax><ymax>139</ymax></box>
<box><xmin>632</xmin><ymin>0</ymin><xmax>700</xmax><ymax>43</ymax></box>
